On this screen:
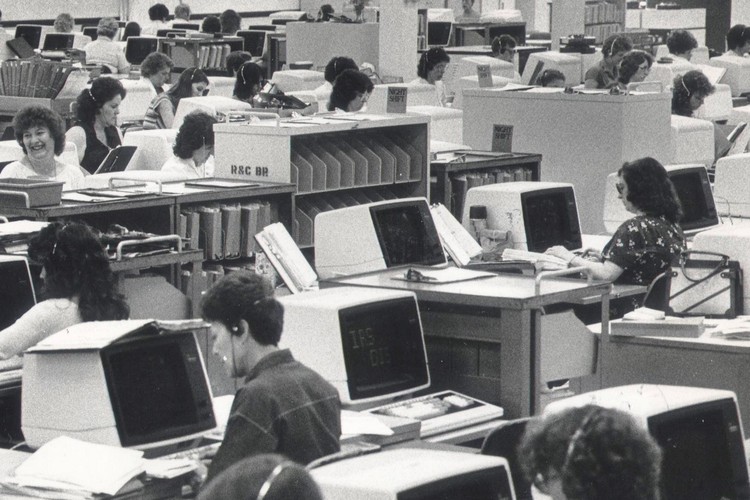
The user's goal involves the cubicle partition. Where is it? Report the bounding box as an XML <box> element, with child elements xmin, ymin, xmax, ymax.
<box><xmin>285</xmin><ymin>21</ymin><xmax>379</xmax><ymax>71</ymax></box>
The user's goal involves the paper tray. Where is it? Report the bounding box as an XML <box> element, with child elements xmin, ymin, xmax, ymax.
<box><xmin>0</xmin><ymin>178</ymin><xmax>64</xmax><ymax>207</ymax></box>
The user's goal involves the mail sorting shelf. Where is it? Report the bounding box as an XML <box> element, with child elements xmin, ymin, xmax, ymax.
<box><xmin>213</xmin><ymin>114</ymin><xmax>430</xmax><ymax>247</ymax></box>
<box><xmin>430</xmin><ymin>151</ymin><xmax>542</xmax><ymax>219</ymax></box>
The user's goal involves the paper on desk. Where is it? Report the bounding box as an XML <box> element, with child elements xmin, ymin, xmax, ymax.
<box><xmin>0</xmin><ymin>220</ymin><xmax>49</xmax><ymax>236</ymax></box>
<box><xmin>341</xmin><ymin>410</ymin><xmax>394</xmax><ymax>436</ymax></box>
<box><xmin>11</xmin><ymin>436</ymin><xmax>144</xmax><ymax>496</ymax></box>
<box><xmin>143</xmin><ymin>458</ymin><xmax>197</xmax><ymax>479</ymax></box>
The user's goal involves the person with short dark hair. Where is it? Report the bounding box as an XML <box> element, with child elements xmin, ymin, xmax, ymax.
<box><xmin>314</xmin><ymin>56</ymin><xmax>358</xmax><ymax>103</ymax></box>
<box><xmin>122</xmin><ymin>21</ymin><xmax>141</xmax><ymax>41</ymax></box>
<box><xmin>584</xmin><ymin>34</ymin><xmax>632</xmax><ymax>89</ymax></box>
<box><xmin>144</xmin><ymin>66</ymin><xmax>208</xmax><ymax>129</ymax></box>
<box><xmin>413</xmin><ymin>47</ymin><xmax>451</xmax><ymax>106</ymax></box>
<box><xmin>519</xmin><ymin>405</ymin><xmax>662</xmax><ymax>500</ymax></box>
<box><xmin>53</xmin><ymin>13</ymin><xmax>75</xmax><ymax>33</ymax></box>
<box><xmin>199</xmin><ymin>272</ymin><xmax>341</xmax><ymax>486</ymax></box>
<box><xmin>491</xmin><ymin>34</ymin><xmax>517</xmax><ymax>63</ymax></box>
<box><xmin>66</xmin><ymin>77</ymin><xmax>127</xmax><ymax>173</ymax></box>
<box><xmin>160</xmin><ymin>111</ymin><xmax>216</xmax><ymax>178</ymax></box>
<box><xmin>317</xmin><ymin>4</ymin><xmax>335</xmax><ymax>22</ymax></box>
<box><xmin>456</xmin><ymin>0</ymin><xmax>480</xmax><ymax>22</ymax></box>
<box><xmin>0</xmin><ymin>106</ymin><xmax>84</xmax><ymax>189</ymax></box>
<box><xmin>197</xmin><ymin>454</ymin><xmax>324</xmax><ymax>500</ymax></box>
<box><xmin>173</xmin><ymin>3</ymin><xmax>192</xmax><ymax>23</ymax></box>
<box><xmin>83</xmin><ymin>18</ymin><xmax>130</xmax><ymax>74</ymax></box>
<box><xmin>536</xmin><ymin>68</ymin><xmax>566</xmax><ymax>87</ymax></box>
<box><xmin>201</xmin><ymin>15</ymin><xmax>221</xmax><ymax>34</ymax></box>
<box><xmin>547</xmin><ymin>157</ymin><xmax>685</xmax><ymax>285</ymax></box>
<box><xmin>140</xmin><ymin>52</ymin><xmax>174</xmax><ymax>94</ymax></box>
<box><xmin>142</xmin><ymin>3</ymin><xmax>170</xmax><ymax>35</ymax></box>
<box><xmin>617</xmin><ymin>50</ymin><xmax>653</xmax><ymax>89</ymax></box>
<box><xmin>327</xmin><ymin>69</ymin><xmax>373</xmax><ymax>112</ymax></box>
<box><xmin>726</xmin><ymin>24</ymin><xmax>750</xmax><ymax>57</ymax></box>
<box><xmin>0</xmin><ymin>221</ymin><xmax>129</xmax><ymax>360</ymax></box>
<box><xmin>666</xmin><ymin>29</ymin><xmax>698</xmax><ymax>61</ymax></box>
<box><xmin>233</xmin><ymin>62</ymin><xmax>264</xmax><ymax>103</ymax></box>
<box><xmin>671</xmin><ymin>70</ymin><xmax>714</xmax><ymax>118</ymax></box>
<box><xmin>225</xmin><ymin>51</ymin><xmax>253</xmax><ymax>77</ymax></box>
<box><xmin>220</xmin><ymin>9</ymin><xmax>241</xmax><ymax>36</ymax></box>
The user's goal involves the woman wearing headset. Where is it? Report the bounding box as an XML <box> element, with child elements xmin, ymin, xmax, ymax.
<box><xmin>584</xmin><ymin>34</ymin><xmax>632</xmax><ymax>89</ymax></box>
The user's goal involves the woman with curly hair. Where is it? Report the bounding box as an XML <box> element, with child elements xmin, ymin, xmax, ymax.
<box><xmin>547</xmin><ymin>157</ymin><xmax>686</xmax><ymax>285</ymax></box>
<box><xmin>617</xmin><ymin>50</ymin><xmax>653</xmax><ymax>89</ymax></box>
<box><xmin>672</xmin><ymin>70</ymin><xmax>714</xmax><ymax>117</ymax></box>
<box><xmin>0</xmin><ymin>106</ymin><xmax>84</xmax><ymax>190</ymax></box>
<box><xmin>233</xmin><ymin>61</ymin><xmax>264</xmax><ymax>104</ymax></box>
<box><xmin>66</xmin><ymin>77</ymin><xmax>126</xmax><ymax>174</ymax></box>
<box><xmin>143</xmin><ymin>67</ymin><xmax>208</xmax><ymax>130</ymax></box>
<box><xmin>519</xmin><ymin>405</ymin><xmax>662</xmax><ymax>500</ymax></box>
<box><xmin>0</xmin><ymin>222</ymin><xmax>129</xmax><ymax>360</ymax></box>
<box><xmin>327</xmin><ymin>69</ymin><xmax>373</xmax><ymax>112</ymax></box>
<box><xmin>412</xmin><ymin>47</ymin><xmax>450</xmax><ymax>107</ymax></box>
<box><xmin>161</xmin><ymin>111</ymin><xmax>216</xmax><ymax>178</ymax></box>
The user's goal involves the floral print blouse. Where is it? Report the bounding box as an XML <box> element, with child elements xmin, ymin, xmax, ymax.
<box><xmin>603</xmin><ymin>215</ymin><xmax>687</xmax><ymax>285</ymax></box>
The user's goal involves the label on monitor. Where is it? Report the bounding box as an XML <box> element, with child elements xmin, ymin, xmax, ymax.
<box><xmin>492</xmin><ymin>124</ymin><xmax>513</xmax><ymax>153</ymax></box>
<box><xmin>386</xmin><ymin>86</ymin><xmax>408</xmax><ymax>114</ymax></box>
<box><xmin>476</xmin><ymin>64</ymin><xmax>493</xmax><ymax>88</ymax></box>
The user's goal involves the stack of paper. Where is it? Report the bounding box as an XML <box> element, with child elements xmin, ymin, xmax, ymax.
<box><xmin>1</xmin><ymin>436</ymin><xmax>145</xmax><ymax>498</ymax></box>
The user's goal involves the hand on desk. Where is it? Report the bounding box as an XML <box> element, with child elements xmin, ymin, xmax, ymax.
<box><xmin>545</xmin><ymin>246</ymin><xmax>603</xmax><ymax>265</ymax></box>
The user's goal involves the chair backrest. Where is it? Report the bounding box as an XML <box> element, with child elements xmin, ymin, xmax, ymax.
<box><xmin>642</xmin><ymin>271</ymin><xmax>669</xmax><ymax>311</ymax></box>
<box><xmin>481</xmin><ymin>418</ymin><xmax>532</xmax><ymax>500</ymax></box>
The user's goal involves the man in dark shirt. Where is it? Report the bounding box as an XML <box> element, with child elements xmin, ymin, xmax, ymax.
<box><xmin>199</xmin><ymin>272</ymin><xmax>341</xmax><ymax>485</ymax></box>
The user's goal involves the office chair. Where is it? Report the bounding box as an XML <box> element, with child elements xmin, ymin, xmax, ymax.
<box><xmin>642</xmin><ymin>271</ymin><xmax>669</xmax><ymax>311</ymax></box>
<box><xmin>481</xmin><ymin>418</ymin><xmax>533</xmax><ymax>500</ymax></box>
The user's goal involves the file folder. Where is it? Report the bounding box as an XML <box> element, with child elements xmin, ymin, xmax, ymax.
<box><xmin>199</xmin><ymin>206</ymin><xmax>223</xmax><ymax>260</ymax></box>
<box><xmin>221</xmin><ymin>204</ymin><xmax>241</xmax><ymax>259</ymax></box>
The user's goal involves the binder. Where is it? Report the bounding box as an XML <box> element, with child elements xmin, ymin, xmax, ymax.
<box><xmin>240</xmin><ymin>203</ymin><xmax>260</xmax><ymax>257</ymax></box>
<box><xmin>198</xmin><ymin>206</ymin><xmax>223</xmax><ymax>260</ymax></box>
<box><xmin>179</xmin><ymin>209</ymin><xmax>200</xmax><ymax>250</ymax></box>
<box><xmin>255</xmin><ymin>222</ymin><xmax>318</xmax><ymax>294</ymax></box>
<box><xmin>221</xmin><ymin>204</ymin><xmax>241</xmax><ymax>259</ymax></box>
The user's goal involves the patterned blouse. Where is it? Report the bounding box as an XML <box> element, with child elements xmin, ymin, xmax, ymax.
<box><xmin>603</xmin><ymin>215</ymin><xmax>686</xmax><ymax>285</ymax></box>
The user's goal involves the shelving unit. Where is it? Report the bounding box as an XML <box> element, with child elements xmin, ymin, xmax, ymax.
<box><xmin>213</xmin><ymin>114</ymin><xmax>430</xmax><ymax>247</ymax></box>
<box><xmin>430</xmin><ymin>151</ymin><xmax>542</xmax><ymax>219</ymax></box>
<box><xmin>584</xmin><ymin>0</ymin><xmax>626</xmax><ymax>43</ymax></box>
<box><xmin>160</xmin><ymin>36</ymin><xmax>243</xmax><ymax>75</ymax></box>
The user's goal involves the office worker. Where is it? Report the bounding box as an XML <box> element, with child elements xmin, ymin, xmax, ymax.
<box><xmin>584</xmin><ymin>34</ymin><xmax>632</xmax><ymax>89</ymax></box>
<box><xmin>199</xmin><ymin>272</ymin><xmax>341</xmax><ymax>485</ymax></box>
<box><xmin>0</xmin><ymin>222</ymin><xmax>129</xmax><ymax>360</ymax></box>
<box><xmin>122</xmin><ymin>21</ymin><xmax>141</xmax><ymax>41</ymax></box>
<box><xmin>233</xmin><ymin>62</ymin><xmax>264</xmax><ymax>104</ymax></box>
<box><xmin>53</xmin><ymin>13</ymin><xmax>75</xmax><ymax>33</ymax></box>
<box><xmin>0</xmin><ymin>106</ymin><xmax>84</xmax><ymax>189</ymax></box>
<box><xmin>327</xmin><ymin>69</ymin><xmax>374</xmax><ymax>112</ymax></box>
<box><xmin>226</xmin><ymin>51</ymin><xmax>253</xmax><ymax>77</ymax></box>
<box><xmin>536</xmin><ymin>69</ymin><xmax>566</xmax><ymax>88</ymax></box>
<box><xmin>519</xmin><ymin>405</ymin><xmax>662</xmax><ymax>500</ymax></box>
<box><xmin>66</xmin><ymin>77</ymin><xmax>126</xmax><ymax>174</ymax></box>
<box><xmin>491</xmin><ymin>34</ymin><xmax>517</xmax><ymax>64</ymax></box>
<box><xmin>161</xmin><ymin>111</ymin><xmax>216</xmax><ymax>178</ymax></box>
<box><xmin>220</xmin><ymin>9</ymin><xmax>242</xmax><ymax>36</ymax></box>
<box><xmin>140</xmin><ymin>52</ymin><xmax>174</xmax><ymax>95</ymax></box>
<box><xmin>546</xmin><ymin>157</ymin><xmax>686</xmax><ymax>286</ymax></box>
<box><xmin>726</xmin><ymin>24</ymin><xmax>750</xmax><ymax>57</ymax></box>
<box><xmin>201</xmin><ymin>15</ymin><xmax>221</xmax><ymax>35</ymax></box>
<box><xmin>413</xmin><ymin>47</ymin><xmax>451</xmax><ymax>107</ymax></box>
<box><xmin>666</xmin><ymin>29</ymin><xmax>698</xmax><ymax>62</ymax></box>
<box><xmin>616</xmin><ymin>50</ymin><xmax>653</xmax><ymax>89</ymax></box>
<box><xmin>672</xmin><ymin>70</ymin><xmax>714</xmax><ymax>118</ymax></box>
<box><xmin>83</xmin><ymin>18</ymin><xmax>130</xmax><ymax>75</ymax></box>
<box><xmin>141</xmin><ymin>3</ymin><xmax>170</xmax><ymax>36</ymax></box>
<box><xmin>172</xmin><ymin>3</ymin><xmax>192</xmax><ymax>25</ymax></box>
<box><xmin>197</xmin><ymin>454</ymin><xmax>323</xmax><ymax>500</ymax></box>
<box><xmin>143</xmin><ymin>67</ymin><xmax>209</xmax><ymax>130</ymax></box>
<box><xmin>314</xmin><ymin>56</ymin><xmax>358</xmax><ymax>104</ymax></box>
<box><xmin>456</xmin><ymin>0</ymin><xmax>480</xmax><ymax>22</ymax></box>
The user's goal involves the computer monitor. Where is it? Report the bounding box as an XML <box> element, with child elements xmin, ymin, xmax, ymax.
<box><xmin>311</xmin><ymin>449</ymin><xmax>517</xmax><ymax>500</ymax></box>
<box><xmin>709</xmin><ymin>54</ymin><xmax>750</xmax><ymax>97</ymax></box>
<box><xmin>236</xmin><ymin>30</ymin><xmax>267</xmax><ymax>57</ymax></box>
<box><xmin>156</xmin><ymin>29</ymin><xmax>186</xmax><ymax>38</ymax></box>
<box><xmin>545</xmin><ymin>384</ymin><xmax>750</xmax><ymax>500</ymax></box>
<box><xmin>455</xmin><ymin>55</ymin><xmax>516</xmax><ymax>81</ymax></box>
<box><xmin>41</xmin><ymin>33</ymin><xmax>75</xmax><ymax>51</ymax></box>
<box><xmin>125</xmin><ymin>37</ymin><xmax>158</xmax><ymax>65</ymax></box>
<box><xmin>171</xmin><ymin>23</ymin><xmax>200</xmax><ymax>31</ymax></box>
<box><xmin>22</xmin><ymin>321</ymin><xmax>216</xmax><ymax>451</ymax></box>
<box><xmin>426</xmin><ymin>9</ymin><xmax>454</xmax><ymax>48</ymax></box>
<box><xmin>279</xmin><ymin>287</ymin><xmax>430</xmax><ymax>407</ymax></box>
<box><xmin>0</xmin><ymin>255</ymin><xmax>36</xmax><ymax>331</ymax></box>
<box><xmin>314</xmin><ymin>197</ymin><xmax>447</xmax><ymax>280</ymax></box>
<box><xmin>246</xmin><ymin>25</ymin><xmax>277</xmax><ymax>32</ymax></box>
<box><xmin>602</xmin><ymin>164</ymin><xmax>718</xmax><ymax>235</ymax></box>
<box><xmin>461</xmin><ymin>182</ymin><xmax>583</xmax><ymax>252</ymax></box>
<box><xmin>713</xmin><ymin>152</ymin><xmax>750</xmax><ymax>217</ymax></box>
<box><xmin>14</xmin><ymin>25</ymin><xmax>50</xmax><ymax>50</ymax></box>
<box><xmin>521</xmin><ymin>51</ymin><xmax>582</xmax><ymax>86</ymax></box>
<box><xmin>82</xmin><ymin>26</ymin><xmax>98</xmax><ymax>41</ymax></box>
<box><xmin>172</xmin><ymin>96</ymin><xmax>254</xmax><ymax>129</ymax></box>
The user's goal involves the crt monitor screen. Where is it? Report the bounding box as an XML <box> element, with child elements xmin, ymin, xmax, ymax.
<box><xmin>339</xmin><ymin>297</ymin><xmax>429</xmax><ymax>401</ymax></box>
<box><xmin>125</xmin><ymin>37</ymin><xmax>159</xmax><ymax>65</ymax></box>
<box><xmin>0</xmin><ymin>257</ymin><xmax>36</xmax><ymax>331</ymax></box>
<box><xmin>427</xmin><ymin>22</ymin><xmax>452</xmax><ymax>47</ymax></box>
<box><xmin>82</xmin><ymin>27</ymin><xmax>98</xmax><ymax>41</ymax></box>
<box><xmin>14</xmin><ymin>25</ymin><xmax>43</xmax><ymax>49</ymax></box>
<box><xmin>43</xmin><ymin>33</ymin><xmax>74</xmax><ymax>51</ymax></box>
<box><xmin>649</xmin><ymin>398</ymin><xmax>750</xmax><ymax>500</ymax></box>
<box><xmin>370</xmin><ymin>202</ymin><xmax>446</xmax><ymax>268</ymax></box>
<box><xmin>238</xmin><ymin>30</ymin><xmax>266</xmax><ymax>57</ymax></box>
<box><xmin>668</xmin><ymin>168</ymin><xmax>718</xmax><ymax>232</ymax></box>
<box><xmin>521</xmin><ymin>187</ymin><xmax>582</xmax><ymax>252</ymax></box>
<box><xmin>101</xmin><ymin>332</ymin><xmax>215</xmax><ymax>447</ymax></box>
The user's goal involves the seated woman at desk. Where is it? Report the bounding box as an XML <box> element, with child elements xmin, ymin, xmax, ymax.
<box><xmin>536</xmin><ymin>69</ymin><xmax>566</xmax><ymax>88</ymax></box>
<box><xmin>519</xmin><ymin>405</ymin><xmax>662</xmax><ymax>500</ymax></box>
<box><xmin>672</xmin><ymin>71</ymin><xmax>730</xmax><ymax>160</ymax></box>
<box><xmin>546</xmin><ymin>157</ymin><xmax>686</xmax><ymax>286</ymax></box>
<box><xmin>233</xmin><ymin>62</ymin><xmax>265</xmax><ymax>105</ymax></box>
<box><xmin>726</xmin><ymin>24</ymin><xmax>750</xmax><ymax>57</ymax></box>
<box><xmin>83</xmin><ymin>17</ymin><xmax>130</xmax><ymax>75</ymax></box>
<box><xmin>327</xmin><ymin>69</ymin><xmax>374</xmax><ymax>112</ymax></box>
<box><xmin>161</xmin><ymin>111</ymin><xmax>216</xmax><ymax>178</ymax></box>
<box><xmin>314</xmin><ymin>56</ymin><xmax>358</xmax><ymax>105</ymax></box>
<box><xmin>143</xmin><ymin>67</ymin><xmax>209</xmax><ymax>130</ymax></box>
<box><xmin>0</xmin><ymin>222</ymin><xmax>129</xmax><ymax>360</ymax></box>
<box><xmin>140</xmin><ymin>52</ymin><xmax>174</xmax><ymax>95</ymax></box>
<box><xmin>615</xmin><ymin>50</ymin><xmax>653</xmax><ymax>90</ymax></box>
<box><xmin>0</xmin><ymin>106</ymin><xmax>84</xmax><ymax>190</ymax></box>
<box><xmin>583</xmin><ymin>34</ymin><xmax>632</xmax><ymax>89</ymax></box>
<box><xmin>412</xmin><ymin>47</ymin><xmax>451</xmax><ymax>107</ymax></box>
<box><xmin>66</xmin><ymin>77</ymin><xmax>126</xmax><ymax>175</ymax></box>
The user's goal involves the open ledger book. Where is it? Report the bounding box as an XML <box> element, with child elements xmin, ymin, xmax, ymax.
<box><xmin>429</xmin><ymin>203</ymin><xmax>482</xmax><ymax>267</ymax></box>
<box><xmin>255</xmin><ymin>222</ymin><xmax>318</xmax><ymax>293</ymax></box>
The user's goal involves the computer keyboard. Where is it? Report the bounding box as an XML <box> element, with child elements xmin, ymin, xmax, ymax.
<box><xmin>158</xmin><ymin>440</ymin><xmax>221</xmax><ymax>462</ymax></box>
<box><xmin>366</xmin><ymin>390</ymin><xmax>504</xmax><ymax>437</ymax></box>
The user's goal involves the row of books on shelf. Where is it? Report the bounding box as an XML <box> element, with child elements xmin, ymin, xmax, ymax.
<box><xmin>584</xmin><ymin>1</ymin><xmax>625</xmax><ymax>25</ymax></box>
<box><xmin>169</xmin><ymin>43</ymin><xmax>233</xmax><ymax>70</ymax></box>
<box><xmin>449</xmin><ymin>167</ymin><xmax>535</xmax><ymax>217</ymax></box>
<box><xmin>294</xmin><ymin>187</ymin><xmax>402</xmax><ymax>246</ymax></box>
<box><xmin>177</xmin><ymin>201</ymin><xmax>272</xmax><ymax>261</ymax></box>
<box><xmin>0</xmin><ymin>59</ymin><xmax>74</xmax><ymax>98</ymax></box>
<box><xmin>290</xmin><ymin>131</ymin><xmax>423</xmax><ymax>194</ymax></box>
<box><xmin>585</xmin><ymin>23</ymin><xmax>624</xmax><ymax>43</ymax></box>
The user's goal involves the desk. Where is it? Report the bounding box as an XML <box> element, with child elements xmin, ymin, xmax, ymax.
<box><xmin>321</xmin><ymin>268</ymin><xmax>611</xmax><ymax>419</ymax></box>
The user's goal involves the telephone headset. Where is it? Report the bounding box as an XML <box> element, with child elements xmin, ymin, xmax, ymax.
<box><xmin>681</xmin><ymin>75</ymin><xmax>690</xmax><ymax>96</ymax></box>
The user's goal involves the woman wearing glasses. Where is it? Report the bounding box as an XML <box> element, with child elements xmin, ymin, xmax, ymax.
<box><xmin>327</xmin><ymin>69</ymin><xmax>373</xmax><ymax>112</ymax></box>
<box><xmin>584</xmin><ymin>34</ymin><xmax>632</xmax><ymax>89</ymax></box>
<box><xmin>616</xmin><ymin>50</ymin><xmax>653</xmax><ymax>90</ymax></box>
<box><xmin>546</xmin><ymin>157</ymin><xmax>685</xmax><ymax>285</ymax></box>
<box><xmin>160</xmin><ymin>111</ymin><xmax>216</xmax><ymax>178</ymax></box>
<box><xmin>412</xmin><ymin>47</ymin><xmax>450</xmax><ymax>107</ymax></box>
<box><xmin>143</xmin><ymin>67</ymin><xmax>209</xmax><ymax>129</ymax></box>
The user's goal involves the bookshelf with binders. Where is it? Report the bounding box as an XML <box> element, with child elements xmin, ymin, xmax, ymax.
<box><xmin>213</xmin><ymin>114</ymin><xmax>430</xmax><ymax>248</ymax></box>
<box><xmin>160</xmin><ymin>36</ymin><xmax>244</xmax><ymax>75</ymax></box>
